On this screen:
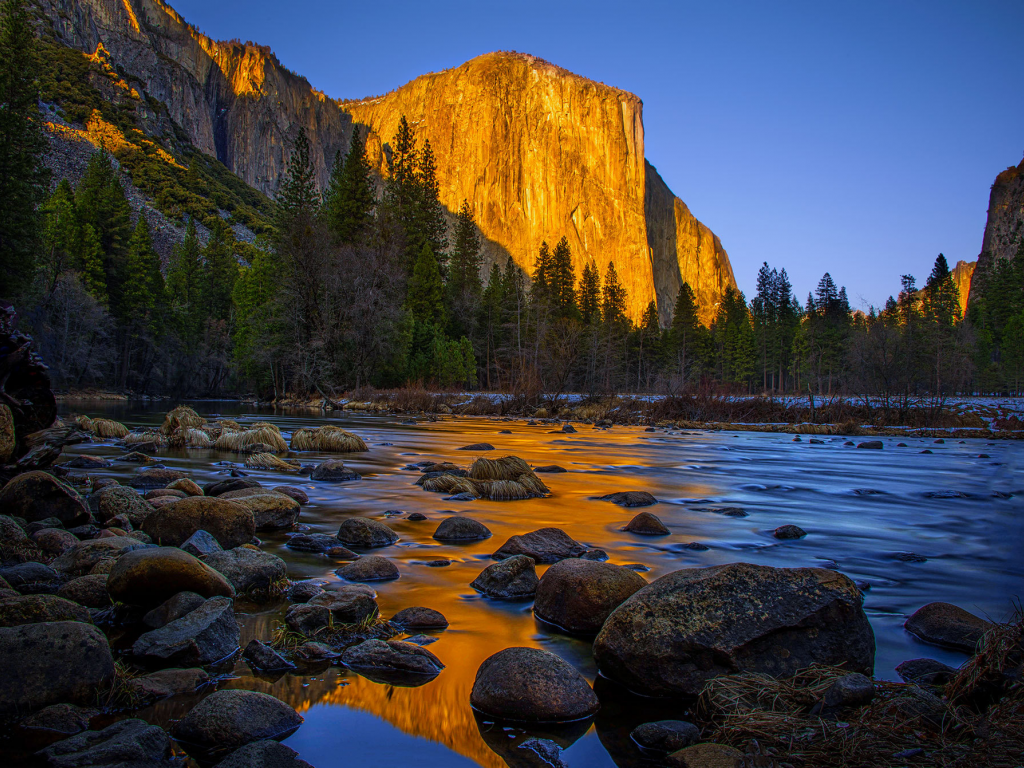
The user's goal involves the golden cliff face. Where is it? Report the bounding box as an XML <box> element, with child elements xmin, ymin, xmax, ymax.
<box><xmin>41</xmin><ymin>1</ymin><xmax>737</xmax><ymax>323</ymax></box>
<box><xmin>951</xmin><ymin>260</ymin><xmax>975</xmax><ymax>316</ymax></box>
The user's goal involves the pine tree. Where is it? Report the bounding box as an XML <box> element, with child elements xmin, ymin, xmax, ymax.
<box><xmin>579</xmin><ymin>261</ymin><xmax>601</xmax><ymax>324</ymax></box>
<box><xmin>670</xmin><ymin>282</ymin><xmax>699</xmax><ymax>380</ymax></box>
<box><xmin>75</xmin><ymin>150</ymin><xmax>132</xmax><ymax>309</ymax></box>
<box><xmin>548</xmin><ymin>236</ymin><xmax>578</xmax><ymax>319</ymax></box>
<box><xmin>414</xmin><ymin>138</ymin><xmax>448</xmax><ymax>266</ymax></box>
<box><xmin>78</xmin><ymin>223</ymin><xmax>107</xmax><ymax>305</ymax></box>
<box><xmin>0</xmin><ymin>0</ymin><xmax>49</xmax><ymax>299</ymax></box>
<box><xmin>407</xmin><ymin>242</ymin><xmax>444</xmax><ymax>326</ymax></box>
<box><xmin>447</xmin><ymin>199</ymin><xmax>483</xmax><ymax>338</ymax></box>
<box><xmin>203</xmin><ymin>219</ymin><xmax>238</xmax><ymax>321</ymax></box>
<box><xmin>121</xmin><ymin>217</ymin><xmax>161</xmax><ymax>331</ymax></box>
<box><xmin>602</xmin><ymin>261</ymin><xmax>627</xmax><ymax>325</ymax></box>
<box><xmin>322</xmin><ymin>127</ymin><xmax>374</xmax><ymax>244</ymax></box>
<box><xmin>275</xmin><ymin>127</ymin><xmax>320</xmax><ymax>235</ymax></box>
<box><xmin>39</xmin><ymin>180</ymin><xmax>80</xmax><ymax>294</ymax></box>
<box><xmin>167</xmin><ymin>219</ymin><xmax>205</xmax><ymax>349</ymax></box>
<box><xmin>532</xmin><ymin>241</ymin><xmax>552</xmax><ymax>300</ymax></box>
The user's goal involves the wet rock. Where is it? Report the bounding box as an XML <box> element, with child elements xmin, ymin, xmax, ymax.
<box><xmin>774</xmin><ymin>524</ymin><xmax>807</xmax><ymax>540</ymax></box>
<box><xmin>458</xmin><ymin>443</ymin><xmax>495</xmax><ymax>451</ymax></box>
<box><xmin>204</xmin><ymin>478</ymin><xmax>262</xmax><ymax>497</ymax></box>
<box><xmin>904</xmin><ymin>602</ymin><xmax>993</xmax><ymax>653</ymax></box>
<box><xmin>244</xmin><ymin>639</ymin><xmax>296</xmax><ymax>672</ymax></box>
<box><xmin>336</xmin><ymin>555</ymin><xmax>398</xmax><ymax>582</ymax></box>
<box><xmin>683</xmin><ymin>542</ymin><xmax>710</xmax><ymax>552</ymax></box>
<box><xmin>622</xmin><ymin>511</ymin><xmax>669</xmax><ymax>535</ymax></box>
<box><xmin>51</xmin><ymin>538</ymin><xmax>150</xmax><ymax>578</ymax></box>
<box><xmin>0</xmin><ymin>513</ymin><xmax>32</xmax><ymax>545</ymax></box>
<box><xmin>133</xmin><ymin>596</ymin><xmax>239</xmax><ymax>666</ymax></box>
<box><xmin>285</xmin><ymin>604</ymin><xmax>330</xmax><ymax>636</ymax></box>
<box><xmin>223</xmin><ymin>493</ymin><xmax>300</xmax><ymax>531</ymax></box>
<box><xmin>470</xmin><ymin>646</ymin><xmax>599</xmax><ymax>721</ymax></box>
<box><xmin>492</xmin><ymin>528</ymin><xmax>587</xmax><ymax>563</ymax></box>
<box><xmin>534</xmin><ymin>465</ymin><xmax>567</xmax><ymax>473</ymax></box>
<box><xmin>294</xmin><ymin>642</ymin><xmax>339</xmax><ymax>662</ymax></box>
<box><xmin>336</xmin><ymin>518</ymin><xmax>398</xmax><ymax>549</ymax></box>
<box><xmin>594</xmin><ymin>563</ymin><xmax>875</xmax><ymax>697</ymax></box>
<box><xmin>62</xmin><ymin>455</ymin><xmax>111</xmax><ymax>470</ymax></box>
<box><xmin>272</xmin><ymin>486</ymin><xmax>308</xmax><ymax>505</ymax></box>
<box><xmin>0</xmin><ymin>594</ymin><xmax>91</xmax><ymax>626</ymax></box>
<box><xmin>142</xmin><ymin>591</ymin><xmax>207</xmax><ymax>629</ymax></box>
<box><xmin>471</xmin><ymin>555</ymin><xmax>539</xmax><ymax>600</ymax></box>
<box><xmin>425</xmin><ymin>559</ymin><xmax>452</xmax><ymax>567</ymax></box>
<box><xmin>13</xmin><ymin>703</ymin><xmax>95</xmax><ymax>750</ymax></box>
<box><xmin>285</xmin><ymin>533</ymin><xmax>339</xmax><ymax>553</ymax></box>
<box><xmin>215</xmin><ymin>740</ymin><xmax>314</xmax><ymax>768</ymax></box>
<box><xmin>560</xmin><ymin>423</ymin><xmax>577</xmax><ymax>433</ymax></box>
<box><xmin>307</xmin><ymin>586</ymin><xmax>378</xmax><ymax>624</ymax></box>
<box><xmin>287</xmin><ymin>580</ymin><xmax>327</xmax><ymax>603</ymax></box>
<box><xmin>0</xmin><ymin>562</ymin><xmax>62</xmax><ymax>594</ymax></box>
<box><xmin>144</xmin><ymin>489</ymin><xmax>187</xmax><ymax>501</ymax></box>
<box><xmin>167</xmin><ymin>478</ymin><xmax>203</xmax><ymax>496</ymax></box>
<box><xmin>921</xmin><ymin>449</ymin><xmax>933</xmax><ymax>454</ymax></box>
<box><xmin>181</xmin><ymin>529</ymin><xmax>224</xmax><ymax>557</ymax></box>
<box><xmin>203</xmin><ymin>548</ymin><xmax>287</xmax><ymax>596</ymax></box>
<box><xmin>631</xmin><ymin>720</ymin><xmax>700</xmax><ymax>753</ymax></box>
<box><xmin>444</xmin><ymin>492</ymin><xmax>476</xmax><ymax>501</ymax></box>
<box><xmin>708</xmin><ymin>507</ymin><xmax>747</xmax><ymax>518</ymax></box>
<box><xmin>895</xmin><ymin>658</ymin><xmax>957</xmax><ymax>686</ymax></box>
<box><xmin>0</xmin><ymin>621</ymin><xmax>115</xmax><ymax>717</ymax></box>
<box><xmin>407</xmin><ymin>512</ymin><xmax>427</xmax><ymax>521</ymax></box>
<box><xmin>41</xmin><ymin>718</ymin><xmax>173</xmax><ymax>768</ymax></box>
<box><xmin>822</xmin><ymin>672</ymin><xmax>875</xmax><ymax>709</ymax></box>
<box><xmin>142</xmin><ymin>497</ymin><xmax>255</xmax><ymax>550</ymax></box>
<box><xmin>665</xmin><ymin>743</ymin><xmax>744</xmax><ymax>768</ymax></box>
<box><xmin>877</xmin><ymin>685</ymin><xmax>947</xmax><ymax>731</ymax></box>
<box><xmin>342</xmin><ymin>639</ymin><xmax>444</xmax><ymax>678</ymax></box>
<box><xmin>172</xmin><ymin>690</ymin><xmax>303</xmax><ymax>754</ymax></box>
<box><xmin>31</xmin><ymin>528</ymin><xmax>79</xmax><ymax>556</ymax></box>
<box><xmin>310</xmin><ymin>460</ymin><xmax>360</xmax><ymax>482</ymax></box>
<box><xmin>391</xmin><ymin>606</ymin><xmax>448</xmax><ymax>630</ymax></box>
<box><xmin>580</xmin><ymin>548</ymin><xmax>609</xmax><ymax>561</ymax></box>
<box><xmin>0</xmin><ymin>472</ymin><xmax>89</xmax><ymax>525</ymax></box>
<box><xmin>108</xmin><ymin>547</ymin><xmax>234</xmax><ymax>608</ymax></box>
<box><xmin>433</xmin><ymin>516</ymin><xmax>491</xmax><ymax>541</ymax></box>
<box><xmin>856</xmin><ymin>441</ymin><xmax>883</xmax><ymax>450</ymax></box>
<box><xmin>56</xmin><ymin>575</ymin><xmax>110</xmax><ymax>609</ymax></box>
<box><xmin>130</xmin><ymin>468</ymin><xmax>189</xmax><ymax>489</ymax></box>
<box><xmin>535</xmin><ymin>559</ymin><xmax>646</xmax><ymax>634</ymax></box>
<box><xmin>127</xmin><ymin>667</ymin><xmax>209</xmax><ymax>703</ymax></box>
<box><xmin>600</xmin><ymin>491</ymin><xmax>658</xmax><ymax>507</ymax></box>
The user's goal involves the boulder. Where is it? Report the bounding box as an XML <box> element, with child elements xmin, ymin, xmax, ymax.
<box><xmin>133</xmin><ymin>596</ymin><xmax>239</xmax><ymax>666</ymax></box>
<box><xmin>534</xmin><ymin>465</ymin><xmax>567</xmax><ymax>473</ymax></box>
<box><xmin>310</xmin><ymin>460</ymin><xmax>360</xmax><ymax>482</ymax></box>
<box><xmin>284</xmin><ymin>603</ymin><xmax>330</xmax><ymax>636</ymax></box>
<box><xmin>433</xmin><ymin>516</ymin><xmax>491</xmax><ymax>541</ymax></box>
<box><xmin>286</xmin><ymin>533</ymin><xmax>340</xmax><ymax>553</ymax></box>
<box><xmin>167</xmin><ymin>478</ymin><xmax>204</xmax><ymax>496</ymax></box>
<box><xmin>172</xmin><ymin>690</ymin><xmax>303</xmax><ymax>753</ymax></box>
<box><xmin>130</xmin><ymin>468</ymin><xmax>190</xmax><ymax>489</ymax></box>
<box><xmin>142</xmin><ymin>591</ymin><xmax>208</xmax><ymax>629</ymax></box>
<box><xmin>0</xmin><ymin>472</ymin><xmax>89</xmax><ymax>525</ymax></box>
<box><xmin>144</xmin><ymin>489</ymin><xmax>186</xmax><ymax>501</ymax></box>
<box><xmin>599</xmin><ymin>491</ymin><xmax>658</xmax><ymax>507</ymax></box>
<box><xmin>51</xmin><ymin>538</ymin><xmax>151</xmax><ymax>578</ymax></box>
<box><xmin>203</xmin><ymin>548</ymin><xmax>287</xmax><ymax>596</ymax></box>
<box><xmin>492</xmin><ymin>528</ymin><xmax>587</xmax><ymax>563</ymax></box>
<box><xmin>0</xmin><ymin>594</ymin><xmax>91</xmax><ymax>626</ymax></box>
<box><xmin>12</xmin><ymin>703</ymin><xmax>95</xmax><ymax>750</ymax></box>
<box><xmin>895</xmin><ymin>658</ymin><xmax>957</xmax><ymax>687</ymax></box>
<box><xmin>0</xmin><ymin>514</ymin><xmax>31</xmax><ymax>547</ymax></box>
<box><xmin>244</xmin><ymin>639</ymin><xmax>297</xmax><ymax>672</ymax></box>
<box><xmin>904</xmin><ymin>602</ymin><xmax>993</xmax><ymax>653</ymax></box>
<box><xmin>56</xmin><ymin>575</ymin><xmax>110</xmax><ymax>609</ymax></box>
<box><xmin>141</xmin><ymin>497</ymin><xmax>255</xmax><ymax>549</ymax></box>
<box><xmin>215</xmin><ymin>740</ymin><xmax>314</xmax><ymax>768</ymax></box>
<box><xmin>773</xmin><ymin>525</ymin><xmax>807</xmax><ymax>540</ymax></box>
<box><xmin>307</xmin><ymin>586</ymin><xmax>378</xmax><ymax>624</ymax></box>
<box><xmin>593</xmin><ymin>563</ymin><xmax>875</xmax><ymax>697</ymax></box>
<box><xmin>856</xmin><ymin>441</ymin><xmax>884</xmax><ymax>450</ymax></box>
<box><xmin>535</xmin><ymin>559</ymin><xmax>646</xmax><ymax>634</ymax></box>
<box><xmin>336</xmin><ymin>518</ymin><xmax>398</xmax><ymax>549</ymax></box>
<box><xmin>204</xmin><ymin>478</ymin><xmax>262</xmax><ymax>497</ymax></box>
<box><xmin>622</xmin><ymin>512</ymin><xmax>669</xmax><ymax>535</ymax></box>
<box><xmin>335</xmin><ymin>555</ymin><xmax>398</xmax><ymax>582</ymax></box>
<box><xmin>181</xmin><ymin>529</ymin><xmax>224</xmax><ymax>557</ymax></box>
<box><xmin>342</xmin><ymin>639</ymin><xmax>444</xmax><ymax>679</ymax></box>
<box><xmin>287</xmin><ymin>580</ymin><xmax>326</xmax><ymax>603</ymax></box>
<box><xmin>107</xmin><ymin>547</ymin><xmax>234</xmax><ymax>608</ymax></box>
<box><xmin>0</xmin><ymin>621</ymin><xmax>115</xmax><ymax>717</ymax></box>
<box><xmin>458</xmin><ymin>443</ymin><xmax>494</xmax><ymax>451</ymax></box>
<box><xmin>31</xmin><ymin>528</ymin><xmax>79</xmax><ymax>556</ymax></box>
<box><xmin>0</xmin><ymin>562</ymin><xmax>62</xmax><ymax>594</ymax></box>
<box><xmin>127</xmin><ymin>668</ymin><xmax>209</xmax><ymax>704</ymax></box>
<box><xmin>223</xmin><ymin>493</ymin><xmax>300</xmax><ymax>531</ymax></box>
<box><xmin>272</xmin><ymin>486</ymin><xmax>308</xmax><ymax>505</ymax></box>
<box><xmin>471</xmin><ymin>555</ymin><xmax>539</xmax><ymax>600</ymax></box>
<box><xmin>470</xmin><ymin>647</ymin><xmax>599</xmax><ymax>722</ymax></box>
<box><xmin>822</xmin><ymin>672</ymin><xmax>875</xmax><ymax>709</ymax></box>
<box><xmin>666</xmin><ymin>743</ymin><xmax>744</xmax><ymax>768</ymax></box>
<box><xmin>391</xmin><ymin>606</ymin><xmax>448</xmax><ymax>630</ymax></box>
<box><xmin>40</xmin><ymin>719</ymin><xmax>173</xmax><ymax>768</ymax></box>
<box><xmin>631</xmin><ymin>721</ymin><xmax>700</xmax><ymax>753</ymax></box>
<box><xmin>62</xmin><ymin>455</ymin><xmax>112</xmax><ymax>470</ymax></box>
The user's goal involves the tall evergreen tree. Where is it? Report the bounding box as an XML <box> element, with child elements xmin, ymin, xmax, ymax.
<box><xmin>203</xmin><ymin>219</ymin><xmax>238</xmax><ymax>322</ymax></box>
<box><xmin>579</xmin><ymin>261</ymin><xmax>601</xmax><ymax>324</ymax></box>
<box><xmin>275</xmin><ymin>127</ymin><xmax>320</xmax><ymax>234</ymax></box>
<box><xmin>39</xmin><ymin>180</ymin><xmax>80</xmax><ymax>294</ymax></box>
<box><xmin>670</xmin><ymin>282</ymin><xmax>699</xmax><ymax>381</ymax></box>
<box><xmin>548</xmin><ymin>236</ymin><xmax>578</xmax><ymax>319</ymax></box>
<box><xmin>78</xmin><ymin>224</ymin><xmax>107</xmax><ymax>305</ymax></box>
<box><xmin>322</xmin><ymin>127</ymin><xmax>374</xmax><ymax>244</ymax></box>
<box><xmin>407</xmin><ymin>242</ymin><xmax>445</xmax><ymax>327</ymax></box>
<box><xmin>447</xmin><ymin>200</ymin><xmax>483</xmax><ymax>339</ymax></box>
<box><xmin>0</xmin><ymin>0</ymin><xmax>49</xmax><ymax>299</ymax></box>
<box><xmin>414</xmin><ymin>138</ymin><xmax>448</xmax><ymax>267</ymax></box>
<box><xmin>532</xmin><ymin>241</ymin><xmax>552</xmax><ymax>299</ymax></box>
<box><xmin>167</xmin><ymin>219</ymin><xmax>205</xmax><ymax>350</ymax></box>
<box><xmin>602</xmin><ymin>261</ymin><xmax>627</xmax><ymax>325</ymax></box>
<box><xmin>120</xmin><ymin>217</ymin><xmax>162</xmax><ymax>328</ymax></box>
<box><xmin>75</xmin><ymin>151</ymin><xmax>132</xmax><ymax>309</ymax></box>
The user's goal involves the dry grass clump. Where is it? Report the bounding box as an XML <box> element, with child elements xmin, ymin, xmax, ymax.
<box><xmin>160</xmin><ymin>405</ymin><xmax>204</xmax><ymax>435</ymax></box>
<box><xmin>422</xmin><ymin>474</ymin><xmax>479</xmax><ymax>496</ymax></box>
<box><xmin>418</xmin><ymin>455</ymin><xmax>549</xmax><ymax>500</ymax></box>
<box><xmin>244</xmin><ymin>453</ymin><xmax>302</xmax><ymax>471</ymax></box>
<box><xmin>290</xmin><ymin>425</ymin><xmax>368</xmax><ymax>453</ymax></box>
<box><xmin>469</xmin><ymin>455</ymin><xmax>533</xmax><ymax>481</ymax></box>
<box><xmin>122</xmin><ymin>431</ymin><xmax>166</xmax><ymax>447</ymax></box>
<box><xmin>167</xmin><ymin>427</ymin><xmax>214</xmax><ymax>449</ymax></box>
<box><xmin>75</xmin><ymin>416</ymin><xmax>129</xmax><ymax>439</ymax></box>
<box><xmin>947</xmin><ymin>603</ymin><xmax>1023</xmax><ymax>713</ymax></box>
<box><xmin>215</xmin><ymin>426</ymin><xmax>288</xmax><ymax>453</ymax></box>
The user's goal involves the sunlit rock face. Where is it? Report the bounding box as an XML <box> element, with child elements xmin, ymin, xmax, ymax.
<box><xmin>41</xmin><ymin>1</ymin><xmax>737</xmax><ymax>322</ymax></box>
<box><xmin>969</xmin><ymin>157</ymin><xmax>1024</xmax><ymax>306</ymax></box>
<box><xmin>951</xmin><ymin>260</ymin><xmax>975</xmax><ymax>316</ymax></box>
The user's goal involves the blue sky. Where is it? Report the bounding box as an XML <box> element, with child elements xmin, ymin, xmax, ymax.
<box><xmin>171</xmin><ymin>0</ymin><xmax>1024</xmax><ymax>309</ymax></box>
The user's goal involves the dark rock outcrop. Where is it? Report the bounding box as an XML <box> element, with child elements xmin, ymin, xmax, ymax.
<box><xmin>107</xmin><ymin>546</ymin><xmax>234</xmax><ymax>607</ymax></box>
<box><xmin>534</xmin><ymin>559</ymin><xmax>646</xmax><ymax>634</ymax></box>
<box><xmin>172</xmin><ymin>690</ymin><xmax>302</xmax><ymax>754</ymax></box>
<box><xmin>492</xmin><ymin>528</ymin><xmax>586</xmax><ymax>563</ymax></box>
<box><xmin>471</xmin><ymin>555</ymin><xmax>539</xmax><ymax>600</ymax></box>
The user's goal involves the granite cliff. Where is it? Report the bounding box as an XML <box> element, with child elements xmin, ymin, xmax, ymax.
<box><xmin>39</xmin><ymin>0</ymin><xmax>736</xmax><ymax>323</ymax></box>
<box><xmin>969</xmin><ymin>156</ymin><xmax>1024</xmax><ymax>306</ymax></box>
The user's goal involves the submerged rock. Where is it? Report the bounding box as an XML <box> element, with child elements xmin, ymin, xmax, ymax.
<box><xmin>904</xmin><ymin>602</ymin><xmax>993</xmax><ymax>653</ymax></box>
<box><xmin>127</xmin><ymin>668</ymin><xmax>210</xmax><ymax>704</ymax></box>
<box><xmin>172</xmin><ymin>690</ymin><xmax>303</xmax><ymax>754</ymax></box>
<box><xmin>534</xmin><ymin>559</ymin><xmax>646</xmax><ymax>634</ymax></box>
<box><xmin>336</xmin><ymin>518</ymin><xmax>398</xmax><ymax>549</ymax></box>
<box><xmin>622</xmin><ymin>511</ymin><xmax>669</xmax><ymax>535</ymax></box>
<box><xmin>391</xmin><ymin>606</ymin><xmax>448</xmax><ymax>630</ymax></box>
<box><xmin>286</xmin><ymin>533</ymin><xmax>340</xmax><ymax>553</ymax></box>
<box><xmin>594</xmin><ymin>563</ymin><xmax>875</xmax><ymax>697</ymax></box>
<box><xmin>773</xmin><ymin>524</ymin><xmax>807</xmax><ymax>540</ymax></box>
<box><xmin>335</xmin><ymin>555</ymin><xmax>398</xmax><ymax>582</ymax></box>
<box><xmin>342</xmin><ymin>639</ymin><xmax>444</xmax><ymax>677</ymax></box>
<box><xmin>470</xmin><ymin>647</ymin><xmax>599</xmax><ymax>722</ymax></box>
<box><xmin>491</xmin><ymin>528</ymin><xmax>586</xmax><ymax>563</ymax></box>
<box><xmin>433</xmin><ymin>516</ymin><xmax>491</xmax><ymax>541</ymax></box>
<box><xmin>244</xmin><ymin>639</ymin><xmax>296</xmax><ymax>672</ymax></box>
<box><xmin>310</xmin><ymin>460</ymin><xmax>360</xmax><ymax>482</ymax></box>
<box><xmin>215</xmin><ymin>740</ymin><xmax>314</xmax><ymax>768</ymax></box>
<box><xmin>630</xmin><ymin>720</ymin><xmax>700</xmax><ymax>753</ymax></box>
<box><xmin>471</xmin><ymin>555</ymin><xmax>539</xmax><ymax>600</ymax></box>
<box><xmin>600</xmin><ymin>491</ymin><xmax>658</xmax><ymax>507</ymax></box>
<box><xmin>458</xmin><ymin>443</ymin><xmax>495</xmax><ymax>451</ymax></box>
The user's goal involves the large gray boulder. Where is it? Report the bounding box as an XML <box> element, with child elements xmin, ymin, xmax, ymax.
<box><xmin>92</xmin><ymin>486</ymin><xmax>153</xmax><ymax>528</ymax></box>
<box><xmin>433</xmin><ymin>516</ymin><xmax>491</xmax><ymax>541</ymax></box>
<box><xmin>336</xmin><ymin>518</ymin><xmax>398</xmax><ymax>549</ymax></box>
<box><xmin>470</xmin><ymin>647</ymin><xmax>599</xmax><ymax>722</ymax></box>
<box><xmin>0</xmin><ymin>471</ymin><xmax>89</xmax><ymax>525</ymax></box>
<box><xmin>342</xmin><ymin>639</ymin><xmax>444</xmax><ymax>680</ymax></box>
<box><xmin>471</xmin><ymin>555</ymin><xmax>538</xmax><ymax>600</ymax></box>
<box><xmin>107</xmin><ymin>547</ymin><xmax>234</xmax><ymax>608</ymax></box>
<box><xmin>904</xmin><ymin>602</ymin><xmax>994</xmax><ymax>653</ymax></box>
<box><xmin>0</xmin><ymin>562</ymin><xmax>62</xmax><ymax>594</ymax></box>
<box><xmin>40</xmin><ymin>719</ymin><xmax>173</xmax><ymax>768</ymax></box>
<box><xmin>0</xmin><ymin>622</ymin><xmax>115</xmax><ymax>717</ymax></box>
<box><xmin>593</xmin><ymin>563</ymin><xmax>875</xmax><ymax>697</ymax></box>
<box><xmin>56</xmin><ymin>574</ymin><xmax>111</xmax><ymax>609</ymax></box>
<box><xmin>0</xmin><ymin>594</ymin><xmax>91</xmax><ymax>627</ymax></box>
<box><xmin>142</xmin><ymin>497</ymin><xmax>255</xmax><ymax>549</ymax></box>
<box><xmin>172</xmin><ymin>690</ymin><xmax>302</xmax><ymax>753</ymax></box>
<box><xmin>133</xmin><ymin>596</ymin><xmax>239</xmax><ymax>666</ymax></box>
<box><xmin>221</xmin><ymin>492</ymin><xmax>300</xmax><ymax>531</ymax></box>
<box><xmin>307</xmin><ymin>586</ymin><xmax>378</xmax><ymax>624</ymax></box>
<box><xmin>534</xmin><ymin>559</ymin><xmax>646</xmax><ymax>634</ymax></box>
<box><xmin>203</xmin><ymin>548</ymin><xmax>287</xmax><ymax>596</ymax></box>
<box><xmin>492</xmin><ymin>528</ymin><xmax>587</xmax><ymax>563</ymax></box>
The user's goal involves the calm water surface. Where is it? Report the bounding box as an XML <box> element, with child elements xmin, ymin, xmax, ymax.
<box><xmin>61</xmin><ymin>401</ymin><xmax>1024</xmax><ymax>768</ymax></box>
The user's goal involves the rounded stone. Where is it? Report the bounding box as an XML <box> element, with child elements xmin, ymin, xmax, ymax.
<box><xmin>622</xmin><ymin>512</ymin><xmax>669</xmax><ymax>535</ymax></box>
<box><xmin>391</xmin><ymin>606</ymin><xmax>448</xmax><ymax>630</ymax></box>
<box><xmin>774</xmin><ymin>524</ymin><xmax>807</xmax><ymax>540</ymax></box>
<box><xmin>471</xmin><ymin>555</ymin><xmax>539</xmax><ymax>600</ymax></box>
<box><xmin>631</xmin><ymin>720</ymin><xmax>700</xmax><ymax>753</ymax></box>
<box><xmin>172</xmin><ymin>690</ymin><xmax>303</xmax><ymax>754</ymax></box>
<box><xmin>31</xmin><ymin>528</ymin><xmax>79</xmax><ymax>556</ymax></box>
<box><xmin>222</xmin><ymin>492</ymin><xmax>300</xmax><ymax>531</ymax></box>
<box><xmin>600</xmin><ymin>491</ymin><xmax>658</xmax><ymax>507</ymax></box>
<box><xmin>491</xmin><ymin>528</ymin><xmax>586</xmax><ymax>563</ymax></box>
<box><xmin>130</xmin><ymin>468</ymin><xmax>190</xmax><ymax>489</ymax></box>
<box><xmin>470</xmin><ymin>647</ymin><xmax>599</xmax><ymax>722</ymax></box>
<box><xmin>904</xmin><ymin>602</ymin><xmax>993</xmax><ymax>653</ymax></box>
<box><xmin>107</xmin><ymin>547</ymin><xmax>235</xmax><ymax>607</ymax></box>
<box><xmin>433</xmin><ymin>516</ymin><xmax>492</xmax><ymax>541</ymax></box>
<box><xmin>204</xmin><ymin>478</ymin><xmax>262</xmax><ymax>497</ymax></box>
<box><xmin>141</xmin><ymin>497</ymin><xmax>255</xmax><ymax>549</ymax></box>
<box><xmin>666</xmin><ymin>743</ymin><xmax>744</xmax><ymax>768</ymax></box>
<box><xmin>167</xmin><ymin>478</ymin><xmax>203</xmax><ymax>496</ymax></box>
<box><xmin>336</xmin><ymin>518</ymin><xmax>398</xmax><ymax>549</ymax></box>
<box><xmin>0</xmin><ymin>594</ymin><xmax>92</xmax><ymax>626</ymax></box>
<box><xmin>56</xmin><ymin>574</ymin><xmax>111</xmax><ymax>609</ymax></box>
<box><xmin>336</xmin><ymin>555</ymin><xmax>399</xmax><ymax>582</ymax></box>
<box><xmin>272</xmin><ymin>486</ymin><xmax>308</xmax><ymax>505</ymax></box>
<box><xmin>94</xmin><ymin>486</ymin><xmax>153</xmax><ymax>527</ymax></box>
<box><xmin>311</xmin><ymin>460</ymin><xmax>360</xmax><ymax>482</ymax></box>
<box><xmin>0</xmin><ymin>472</ymin><xmax>89</xmax><ymax>525</ymax></box>
<box><xmin>203</xmin><ymin>548</ymin><xmax>287</xmax><ymax>596</ymax></box>
<box><xmin>535</xmin><ymin>559</ymin><xmax>646</xmax><ymax>634</ymax></box>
